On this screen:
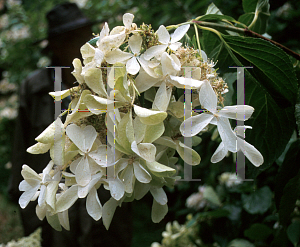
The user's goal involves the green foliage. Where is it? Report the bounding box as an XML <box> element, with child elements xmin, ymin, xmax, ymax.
<box><xmin>242</xmin><ymin>186</ymin><xmax>273</xmax><ymax>214</ymax></box>
<box><xmin>287</xmin><ymin>221</ymin><xmax>300</xmax><ymax>247</ymax></box>
<box><xmin>1</xmin><ymin>0</ymin><xmax>300</xmax><ymax>246</ymax></box>
<box><xmin>244</xmin><ymin>223</ymin><xmax>273</xmax><ymax>241</ymax></box>
<box><xmin>238</xmin><ymin>0</ymin><xmax>270</xmax><ymax>34</ymax></box>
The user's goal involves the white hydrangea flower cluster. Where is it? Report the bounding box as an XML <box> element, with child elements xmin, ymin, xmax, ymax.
<box><xmin>0</xmin><ymin>227</ymin><xmax>41</xmax><ymax>247</ymax></box>
<box><xmin>218</xmin><ymin>172</ymin><xmax>243</xmax><ymax>188</ymax></box>
<box><xmin>19</xmin><ymin>13</ymin><xmax>263</xmax><ymax>231</ymax></box>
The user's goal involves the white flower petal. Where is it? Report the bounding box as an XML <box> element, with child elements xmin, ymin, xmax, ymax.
<box><xmin>70</xmin><ymin>157</ymin><xmax>81</xmax><ymax>174</ymax></box>
<box><xmin>21</xmin><ymin>165</ymin><xmax>41</xmax><ymax>181</ymax></box>
<box><xmin>105</xmin><ymin>49</ymin><xmax>133</xmax><ymax>64</ymax></box>
<box><xmin>46</xmin><ymin>212</ymin><xmax>62</xmax><ymax>231</ymax></box>
<box><xmin>49</xmin><ymin>88</ymin><xmax>71</xmax><ymax>101</ymax></box>
<box><xmin>84</xmin><ymin>68</ymin><xmax>107</xmax><ymax>97</ymax></box>
<box><xmin>134</xmin><ymin>181</ymin><xmax>150</xmax><ymax>200</ymax></box>
<box><xmin>126</xmin><ymin>57</ymin><xmax>140</xmax><ymax>75</ymax></box>
<box><xmin>150</xmin><ymin>187</ymin><xmax>167</xmax><ymax>205</ymax></box>
<box><xmin>58</xmin><ymin>210</ymin><xmax>70</xmax><ymax>231</ymax></box>
<box><xmin>78</xmin><ymin>173</ymin><xmax>102</xmax><ymax>198</ymax></box>
<box><xmin>134</xmin><ymin>105</ymin><xmax>167</xmax><ymax>125</ymax></box>
<box><xmin>86</xmin><ymin>187</ymin><xmax>102</xmax><ymax>220</ymax></box>
<box><xmin>157</xmin><ymin>25</ymin><xmax>170</xmax><ymax>44</ymax></box>
<box><xmin>217</xmin><ymin>117</ymin><xmax>237</xmax><ymax>153</ymax></box>
<box><xmin>123</xmin><ymin>13</ymin><xmax>134</xmax><ymax>29</ymax></box>
<box><xmin>36</xmin><ymin>204</ymin><xmax>47</xmax><ymax>221</ymax></box>
<box><xmin>134</xmin><ymin>68</ymin><xmax>160</xmax><ymax>92</ymax></box>
<box><xmin>151</xmin><ymin>199</ymin><xmax>168</xmax><ymax>223</ymax></box>
<box><xmin>218</xmin><ymin>105</ymin><xmax>254</xmax><ymax>121</ymax></box>
<box><xmin>133</xmin><ymin>161</ymin><xmax>152</xmax><ymax>183</ymax></box>
<box><xmin>94</xmin><ymin>48</ymin><xmax>105</xmax><ymax>66</ymax></box>
<box><xmin>138</xmin><ymin>56</ymin><xmax>160</xmax><ymax>78</ymax></box>
<box><xmin>110</xmin><ymin>26</ymin><xmax>125</xmax><ymax>35</ymax></box>
<box><xmin>109</xmin><ymin>178</ymin><xmax>125</xmax><ymax>200</ymax></box>
<box><xmin>120</xmin><ymin>165</ymin><xmax>134</xmax><ymax>193</ymax></box>
<box><xmin>146</xmin><ymin>161</ymin><xmax>176</xmax><ymax>177</ymax></box>
<box><xmin>169</xmin><ymin>42</ymin><xmax>182</xmax><ymax>51</ymax></box>
<box><xmin>237</xmin><ymin>137</ymin><xmax>264</xmax><ymax>167</ymax></box>
<box><xmin>200</xmin><ymin>80</ymin><xmax>217</xmax><ymax>112</ymax></box>
<box><xmin>201</xmin><ymin>50</ymin><xmax>207</xmax><ymax>62</ymax></box>
<box><xmin>75</xmin><ymin>157</ymin><xmax>91</xmax><ymax>187</ymax></box>
<box><xmin>35</xmin><ymin>118</ymin><xmax>64</xmax><ymax>144</ymax></box>
<box><xmin>161</xmin><ymin>52</ymin><xmax>180</xmax><ymax>76</ymax></box>
<box><xmin>152</xmin><ymin>81</ymin><xmax>172</xmax><ymax>112</ymax></box>
<box><xmin>46</xmin><ymin>180</ymin><xmax>59</xmax><ymax>210</ymax></box>
<box><xmin>175</xmin><ymin>140</ymin><xmax>201</xmax><ymax>166</ymax></box>
<box><xmin>85</xmin><ymin>94</ymin><xmax>123</xmax><ymax>113</ymax></box>
<box><xmin>89</xmin><ymin>145</ymin><xmax>114</xmax><ymax>167</ymax></box>
<box><xmin>102</xmin><ymin>197</ymin><xmax>118</xmax><ymax>230</ymax></box>
<box><xmin>80</xmin><ymin>43</ymin><xmax>95</xmax><ymax>59</ymax></box>
<box><xmin>99</xmin><ymin>33</ymin><xmax>126</xmax><ymax>52</ymax></box>
<box><xmin>154</xmin><ymin>136</ymin><xmax>177</xmax><ymax>149</ymax></box>
<box><xmin>180</xmin><ymin>113</ymin><xmax>213</xmax><ymax>137</ymax></box>
<box><xmin>99</xmin><ymin>22</ymin><xmax>109</xmax><ymax>41</ymax></box>
<box><xmin>19</xmin><ymin>184</ymin><xmax>40</xmax><ymax>209</ymax></box>
<box><xmin>128</xmin><ymin>34</ymin><xmax>142</xmax><ymax>55</ymax></box>
<box><xmin>27</xmin><ymin>142</ymin><xmax>52</xmax><ymax>154</ymax></box>
<box><xmin>50</xmin><ymin>135</ymin><xmax>65</xmax><ymax>167</ymax></box>
<box><xmin>38</xmin><ymin>184</ymin><xmax>47</xmax><ymax>207</ymax></box>
<box><xmin>133</xmin><ymin>117</ymin><xmax>146</xmax><ymax>144</ymax></box>
<box><xmin>171</xmin><ymin>24</ymin><xmax>190</xmax><ymax>43</ymax></box>
<box><xmin>19</xmin><ymin>180</ymin><xmax>33</xmax><ymax>191</ymax></box>
<box><xmin>169</xmin><ymin>75</ymin><xmax>204</xmax><ymax>89</ymax></box>
<box><xmin>131</xmin><ymin>141</ymin><xmax>156</xmax><ymax>162</ymax></box>
<box><xmin>211</xmin><ymin>142</ymin><xmax>228</xmax><ymax>163</ymax></box>
<box><xmin>56</xmin><ymin>185</ymin><xmax>79</xmax><ymax>213</ymax></box>
<box><xmin>66</xmin><ymin>124</ymin><xmax>97</xmax><ymax>153</ymax></box>
<box><xmin>143</xmin><ymin>45</ymin><xmax>167</xmax><ymax>60</ymax></box>
<box><xmin>143</xmin><ymin>121</ymin><xmax>165</xmax><ymax>144</ymax></box>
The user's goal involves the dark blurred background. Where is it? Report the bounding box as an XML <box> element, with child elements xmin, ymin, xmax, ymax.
<box><xmin>0</xmin><ymin>0</ymin><xmax>299</xmax><ymax>246</ymax></box>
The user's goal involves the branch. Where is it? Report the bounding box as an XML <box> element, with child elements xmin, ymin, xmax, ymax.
<box><xmin>192</xmin><ymin>20</ymin><xmax>300</xmax><ymax>61</ymax></box>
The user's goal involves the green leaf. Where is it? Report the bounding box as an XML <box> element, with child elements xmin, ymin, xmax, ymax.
<box><xmin>201</xmin><ymin>31</ymin><xmax>235</xmax><ymax>73</ymax></box>
<box><xmin>239</xmin><ymin>0</ymin><xmax>270</xmax><ymax>34</ymax></box>
<box><xmin>88</xmin><ymin>36</ymin><xmax>99</xmax><ymax>47</ymax></box>
<box><xmin>296</xmin><ymin>88</ymin><xmax>300</xmax><ymax>136</ymax></box>
<box><xmin>205</xmin><ymin>2</ymin><xmax>223</xmax><ymax>15</ymax></box>
<box><xmin>244</xmin><ymin>223</ymin><xmax>273</xmax><ymax>241</ymax></box>
<box><xmin>278</xmin><ymin>172</ymin><xmax>300</xmax><ymax>227</ymax></box>
<box><xmin>222</xmin><ymin>35</ymin><xmax>298</xmax><ymax>106</ymax></box>
<box><xmin>197</xmin><ymin>209</ymin><xmax>230</xmax><ymax>219</ymax></box>
<box><xmin>243</xmin><ymin>72</ymin><xmax>295</xmax><ymax>177</ymax></box>
<box><xmin>287</xmin><ymin>221</ymin><xmax>300</xmax><ymax>246</ymax></box>
<box><xmin>274</xmin><ymin>140</ymin><xmax>300</xmax><ymax>210</ymax></box>
<box><xmin>242</xmin><ymin>186</ymin><xmax>272</xmax><ymax>214</ymax></box>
